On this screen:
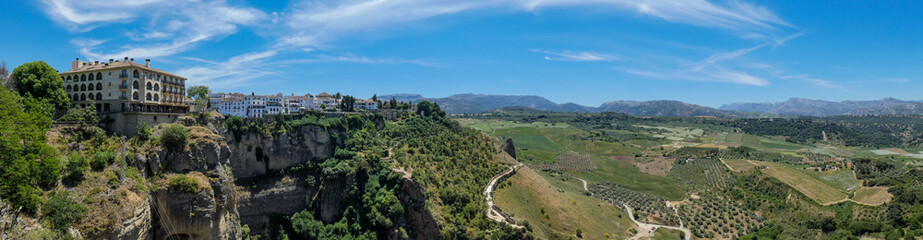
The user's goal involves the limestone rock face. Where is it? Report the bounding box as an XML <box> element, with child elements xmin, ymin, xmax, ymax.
<box><xmin>502</xmin><ymin>137</ymin><xmax>516</xmax><ymax>159</ymax></box>
<box><xmin>227</xmin><ymin>125</ymin><xmax>336</xmax><ymax>178</ymax></box>
<box><xmin>397</xmin><ymin>179</ymin><xmax>441</xmax><ymax>239</ymax></box>
<box><xmin>153</xmin><ymin>168</ymin><xmax>240</xmax><ymax>240</ymax></box>
<box><xmin>236</xmin><ymin>174</ymin><xmax>316</xmax><ymax>237</ymax></box>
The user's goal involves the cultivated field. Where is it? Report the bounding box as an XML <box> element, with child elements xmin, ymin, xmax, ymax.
<box><xmin>527</xmin><ymin>151</ymin><xmax>597</xmax><ymax>172</ymax></box>
<box><xmin>721</xmin><ymin>158</ymin><xmax>756</xmax><ymax>172</ymax></box>
<box><xmin>851</xmin><ymin>187</ymin><xmax>893</xmax><ymax>206</ymax></box>
<box><xmin>752</xmin><ymin>161</ymin><xmax>848</xmax><ymax>204</ymax></box>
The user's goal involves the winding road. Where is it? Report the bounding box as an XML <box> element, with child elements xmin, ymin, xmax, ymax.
<box><xmin>484</xmin><ymin>164</ymin><xmax>523</xmax><ymax>227</ymax></box>
<box><xmin>623</xmin><ymin>203</ymin><xmax>691</xmax><ymax>240</ymax></box>
<box><xmin>575</xmin><ymin>176</ymin><xmax>691</xmax><ymax>240</ymax></box>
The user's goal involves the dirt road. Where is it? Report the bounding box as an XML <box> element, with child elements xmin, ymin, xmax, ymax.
<box><xmin>623</xmin><ymin>204</ymin><xmax>691</xmax><ymax>240</ymax></box>
<box><xmin>484</xmin><ymin>164</ymin><xmax>523</xmax><ymax>227</ymax></box>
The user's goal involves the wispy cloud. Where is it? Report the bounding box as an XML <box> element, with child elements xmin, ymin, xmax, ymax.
<box><xmin>875</xmin><ymin>78</ymin><xmax>910</xmax><ymax>83</ymax></box>
<box><xmin>533</xmin><ymin>49</ymin><xmax>618</xmax><ymax>62</ymax></box>
<box><xmin>279</xmin><ymin>0</ymin><xmax>791</xmax><ymax>48</ymax></box>
<box><xmin>175</xmin><ymin>50</ymin><xmax>279</xmax><ymax>88</ymax></box>
<box><xmin>772</xmin><ymin>74</ymin><xmax>841</xmax><ymax>89</ymax></box>
<box><xmin>619</xmin><ymin>33</ymin><xmax>804</xmax><ymax>86</ymax></box>
<box><xmin>516</xmin><ymin>0</ymin><xmax>791</xmax><ymax>31</ymax></box>
<box><xmin>41</xmin><ymin>0</ymin><xmax>266</xmax><ymax>60</ymax></box>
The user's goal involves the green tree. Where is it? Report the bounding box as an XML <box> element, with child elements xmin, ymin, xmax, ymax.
<box><xmin>42</xmin><ymin>191</ymin><xmax>87</xmax><ymax>231</ymax></box>
<box><xmin>161</xmin><ymin>124</ymin><xmax>189</xmax><ymax>153</ymax></box>
<box><xmin>9</xmin><ymin>61</ymin><xmax>69</xmax><ymax>110</ymax></box>
<box><xmin>136</xmin><ymin>121</ymin><xmax>151</xmax><ymax>141</ymax></box>
<box><xmin>339</xmin><ymin>95</ymin><xmax>356</xmax><ymax>112</ymax></box>
<box><xmin>0</xmin><ymin>88</ymin><xmax>55</xmax><ymax>212</ymax></box>
<box><xmin>187</xmin><ymin>85</ymin><xmax>211</xmax><ymax>109</ymax></box>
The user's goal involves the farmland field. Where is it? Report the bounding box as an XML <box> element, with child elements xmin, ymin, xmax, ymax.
<box><xmin>752</xmin><ymin>161</ymin><xmax>848</xmax><ymax>204</ymax></box>
<box><xmin>722</xmin><ymin>158</ymin><xmax>756</xmax><ymax>172</ymax></box>
<box><xmin>851</xmin><ymin>187</ymin><xmax>893</xmax><ymax>206</ymax></box>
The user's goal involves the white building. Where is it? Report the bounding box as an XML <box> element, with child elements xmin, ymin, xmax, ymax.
<box><xmin>356</xmin><ymin>99</ymin><xmax>379</xmax><ymax>111</ymax></box>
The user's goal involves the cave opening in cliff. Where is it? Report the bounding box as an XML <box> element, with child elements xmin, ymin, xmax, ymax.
<box><xmin>255</xmin><ymin>147</ymin><xmax>264</xmax><ymax>162</ymax></box>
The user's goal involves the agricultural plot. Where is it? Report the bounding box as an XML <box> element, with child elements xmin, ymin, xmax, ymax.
<box><xmin>851</xmin><ymin>187</ymin><xmax>893</xmax><ymax>206</ymax></box>
<box><xmin>752</xmin><ymin>161</ymin><xmax>848</xmax><ymax>204</ymax></box>
<box><xmin>721</xmin><ymin>158</ymin><xmax>756</xmax><ymax>172</ymax></box>
<box><xmin>589</xmin><ymin>182</ymin><xmax>681</xmax><ymax>226</ymax></box>
<box><xmin>668</xmin><ymin>158</ymin><xmax>732</xmax><ymax>190</ymax></box>
<box><xmin>802</xmin><ymin>168</ymin><xmax>859</xmax><ymax>192</ymax></box>
<box><xmin>527</xmin><ymin>151</ymin><xmax>597</xmax><ymax>172</ymax></box>
<box><xmin>677</xmin><ymin>192</ymin><xmax>764</xmax><ymax>239</ymax></box>
<box><xmin>638</xmin><ymin>125</ymin><xmax>704</xmax><ymax>141</ymax></box>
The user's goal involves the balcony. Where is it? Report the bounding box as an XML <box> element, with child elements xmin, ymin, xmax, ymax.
<box><xmin>119</xmin><ymin>73</ymin><xmax>129</xmax><ymax>79</ymax></box>
<box><xmin>119</xmin><ymin>84</ymin><xmax>129</xmax><ymax>90</ymax></box>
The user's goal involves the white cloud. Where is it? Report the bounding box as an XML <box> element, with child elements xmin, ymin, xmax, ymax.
<box><xmin>175</xmin><ymin>50</ymin><xmax>279</xmax><ymax>88</ymax></box>
<box><xmin>772</xmin><ymin>74</ymin><xmax>841</xmax><ymax>89</ymax></box>
<box><xmin>875</xmin><ymin>78</ymin><xmax>910</xmax><ymax>83</ymax></box>
<box><xmin>516</xmin><ymin>0</ymin><xmax>790</xmax><ymax>31</ymax></box>
<box><xmin>619</xmin><ymin>33</ymin><xmax>803</xmax><ymax>86</ymax></box>
<box><xmin>280</xmin><ymin>0</ymin><xmax>791</xmax><ymax>48</ymax></box>
<box><xmin>534</xmin><ymin>49</ymin><xmax>618</xmax><ymax>62</ymax></box>
<box><xmin>42</xmin><ymin>0</ymin><xmax>266</xmax><ymax>60</ymax></box>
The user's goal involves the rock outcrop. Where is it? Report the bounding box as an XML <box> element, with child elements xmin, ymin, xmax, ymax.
<box><xmin>397</xmin><ymin>179</ymin><xmax>441</xmax><ymax>239</ymax></box>
<box><xmin>153</xmin><ymin>170</ymin><xmax>240</xmax><ymax>240</ymax></box>
<box><xmin>227</xmin><ymin>125</ymin><xmax>337</xmax><ymax>178</ymax></box>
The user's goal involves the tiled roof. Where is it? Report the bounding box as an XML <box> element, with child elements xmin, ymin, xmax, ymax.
<box><xmin>61</xmin><ymin>60</ymin><xmax>186</xmax><ymax>79</ymax></box>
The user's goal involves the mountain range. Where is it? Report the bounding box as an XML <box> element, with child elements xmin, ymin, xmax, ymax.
<box><xmin>720</xmin><ymin>98</ymin><xmax>923</xmax><ymax>116</ymax></box>
<box><xmin>379</xmin><ymin>94</ymin><xmax>923</xmax><ymax>117</ymax></box>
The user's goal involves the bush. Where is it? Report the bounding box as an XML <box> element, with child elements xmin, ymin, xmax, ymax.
<box><xmin>161</xmin><ymin>124</ymin><xmax>188</xmax><ymax>152</ymax></box>
<box><xmin>168</xmin><ymin>174</ymin><xmax>200</xmax><ymax>194</ymax></box>
<box><xmin>136</xmin><ymin>122</ymin><xmax>151</xmax><ymax>141</ymax></box>
<box><xmin>63</xmin><ymin>154</ymin><xmax>89</xmax><ymax>186</ymax></box>
<box><xmin>42</xmin><ymin>191</ymin><xmax>88</xmax><ymax>231</ymax></box>
<box><xmin>34</xmin><ymin>153</ymin><xmax>62</xmax><ymax>188</ymax></box>
<box><xmin>91</xmin><ymin>151</ymin><xmax>116</xmax><ymax>171</ymax></box>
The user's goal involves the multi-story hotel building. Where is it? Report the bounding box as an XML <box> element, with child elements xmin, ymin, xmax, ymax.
<box><xmin>60</xmin><ymin>57</ymin><xmax>189</xmax><ymax>136</ymax></box>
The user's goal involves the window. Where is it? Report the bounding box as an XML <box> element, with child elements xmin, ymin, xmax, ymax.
<box><xmin>88</xmin><ymin>84</ymin><xmax>94</xmax><ymax>91</ymax></box>
<box><xmin>88</xmin><ymin>73</ymin><xmax>94</xmax><ymax>81</ymax></box>
<box><xmin>146</xmin><ymin>93</ymin><xmax>152</xmax><ymax>101</ymax></box>
<box><xmin>73</xmin><ymin>84</ymin><xmax>79</xmax><ymax>91</ymax></box>
<box><xmin>154</xmin><ymin>83</ymin><xmax>159</xmax><ymax>91</ymax></box>
<box><xmin>66</xmin><ymin>76</ymin><xmax>72</xmax><ymax>81</ymax></box>
<box><xmin>80</xmin><ymin>84</ymin><xmax>86</xmax><ymax>91</ymax></box>
<box><xmin>133</xmin><ymin>92</ymin><xmax>139</xmax><ymax>100</ymax></box>
<box><xmin>96</xmin><ymin>72</ymin><xmax>102</xmax><ymax>80</ymax></box>
<box><xmin>96</xmin><ymin>93</ymin><xmax>102</xmax><ymax>100</ymax></box>
<box><xmin>96</xmin><ymin>82</ymin><xmax>102</xmax><ymax>90</ymax></box>
<box><xmin>66</xmin><ymin>85</ymin><xmax>72</xmax><ymax>92</ymax></box>
<box><xmin>133</xmin><ymin>81</ymin><xmax>139</xmax><ymax>89</ymax></box>
<box><xmin>80</xmin><ymin>94</ymin><xmax>86</xmax><ymax>101</ymax></box>
<box><xmin>146</xmin><ymin>82</ymin><xmax>152</xmax><ymax>90</ymax></box>
<box><xmin>81</xmin><ymin>74</ymin><xmax>86</xmax><ymax>81</ymax></box>
<box><xmin>133</xmin><ymin>70</ymin><xmax>140</xmax><ymax>78</ymax></box>
<box><xmin>154</xmin><ymin>94</ymin><xmax>159</xmax><ymax>101</ymax></box>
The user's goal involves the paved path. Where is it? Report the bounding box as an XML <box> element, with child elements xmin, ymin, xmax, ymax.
<box><xmin>623</xmin><ymin>204</ymin><xmax>691</xmax><ymax>240</ymax></box>
<box><xmin>576</xmin><ymin>177</ymin><xmax>588</xmax><ymax>191</ymax></box>
<box><xmin>484</xmin><ymin>164</ymin><xmax>523</xmax><ymax>227</ymax></box>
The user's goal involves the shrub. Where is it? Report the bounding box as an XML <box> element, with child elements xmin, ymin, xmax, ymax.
<box><xmin>136</xmin><ymin>122</ymin><xmax>151</xmax><ymax>141</ymax></box>
<box><xmin>63</xmin><ymin>154</ymin><xmax>89</xmax><ymax>185</ymax></box>
<box><xmin>42</xmin><ymin>191</ymin><xmax>88</xmax><ymax>231</ymax></box>
<box><xmin>168</xmin><ymin>174</ymin><xmax>200</xmax><ymax>194</ymax></box>
<box><xmin>91</xmin><ymin>151</ymin><xmax>115</xmax><ymax>171</ymax></box>
<box><xmin>34</xmin><ymin>153</ymin><xmax>62</xmax><ymax>188</ymax></box>
<box><xmin>161</xmin><ymin>124</ymin><xmax>188</xmax><ymax>152</ymax></box>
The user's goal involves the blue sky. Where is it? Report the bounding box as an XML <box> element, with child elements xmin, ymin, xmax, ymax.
<box><xmin>1</xmin><ymin>0</ymin><xmax>921</xmax><ymax>107</ymax></box>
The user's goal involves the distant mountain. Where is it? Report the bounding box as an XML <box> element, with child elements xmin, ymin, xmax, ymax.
<box><xmin>378</xmin><ymin>94</ymin><xmax>427</xmax><ymax>104</ymax></box>
<box><xmin>598</xmin><ymin>100</ymin><xmax>763</xmax><ymax>117</ymax></box>
<box><xmin>383</xmin><ymin>93</ymin><xmax>769</xmax><ymax>117</ymax></box>
<box><xmin>720</xmin><ymin>98</ymin><xmax>923</xmax><ymax>116</ymax></box>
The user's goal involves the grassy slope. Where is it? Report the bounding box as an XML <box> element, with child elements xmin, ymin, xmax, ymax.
<box><xmin>493</xmin><ymin>167</ymin><xmax>635</xmax><ymax>240</ymax></box>
<box><xmin>851</xmin><ymin>187</ymin><xmax>893</xmax><ymax>206</ymax></box>
<box><xmin>469</xmin><ymin>119</ymin><xmax>686</xmax><ymax>200</ymax></box>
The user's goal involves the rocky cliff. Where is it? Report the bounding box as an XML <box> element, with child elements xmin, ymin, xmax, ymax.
<box><xmin>225</xmin><ymin>125</ymin><xmax>337</xmax><ymax>178</ymax></box>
